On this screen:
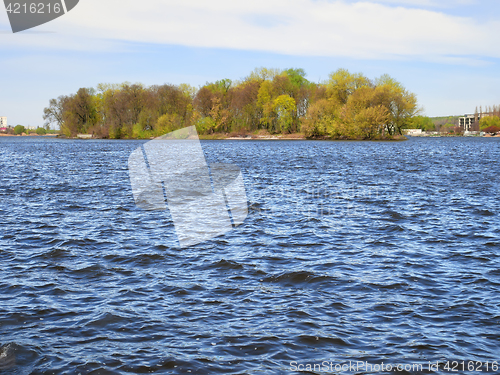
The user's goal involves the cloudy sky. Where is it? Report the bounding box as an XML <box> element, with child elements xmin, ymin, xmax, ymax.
<box><xmin>1</xmin><ymin>0</ymin><xmax>499</xmax><ymax>127</ymax></box>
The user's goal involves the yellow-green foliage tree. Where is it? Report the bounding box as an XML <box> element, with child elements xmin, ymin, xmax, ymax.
<box><xmin>273</xmin><ymin>95</ymin><xmax>296</xmax><ymax>134</ymax></box>
<box><xmin>155</xmin><ymin>113</ymin><xmax>183</xmax><ymax>136</ymax></box>
<box><xmin>373</xmin><ymin>75</ymin><xmax>418</xmax><ymax>135</ymax></box>
<box><xmin>300</xmin><ymin>70</ymin><xmax>418</xmax><ymax>139</ymax></box>
<box><xmin>254</xmin><ymin>69</ymin><xmax>310</xmax><ymax>133</ymax></box>
<box><xmin>246</xmin><ymin>67</ymin><xmax>282</xmax><ymax>82</ymax></box>
<box><xmin>479</xmin><ymin>116</ymin><xmax>500</xmax><ymax>130</ymax></box>
<box><xmin>326</xmin><ymin>68</ymin><xmax>371</xmax><ymax>106</ymax></box>
<box><xmin>257</xmin><ymin>80</ymin><xmax>275</xmax><ymax>131</ymax></box>
<box><xmin>301</xmin><ymin>99</ymin><xmax>335</xmax><ymax>138</ymax></box>
<box><xmin>341</xmin><ymin>86</ymin><xmax>390</xmax><ymax>139</ymax></box>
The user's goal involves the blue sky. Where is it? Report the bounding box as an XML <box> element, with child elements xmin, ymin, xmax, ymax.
<box><xmin>1</xmin><ymin>0</ymin><xmax>499</xmax><ymax>127</ymax></box>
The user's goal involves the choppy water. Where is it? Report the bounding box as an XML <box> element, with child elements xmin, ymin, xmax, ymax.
<box><xmin>1</xmin><ymin>136</ymin><xmax>499</xmax><ymax>374</ymax></box>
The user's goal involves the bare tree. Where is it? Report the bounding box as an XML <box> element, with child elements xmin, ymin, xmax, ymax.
<box><xmin>43</xmin><ymin>95</ymin><xmax>69</xmax><ymax>130</ymax></box>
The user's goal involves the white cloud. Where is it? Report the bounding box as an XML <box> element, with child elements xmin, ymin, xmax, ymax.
<box><xmin>1</xmin><ymin>0</ymin><xmax>499</xmax><ymax>63</ymax></box>
<box><xmin>361</xmin><ymin>0</ymin><xmax>477</xmax><ymax>7</ymax></box>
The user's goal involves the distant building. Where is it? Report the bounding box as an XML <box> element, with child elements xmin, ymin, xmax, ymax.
<box><xmin>0</xmin><ymin>117</ymin><xmax>6</xmax><ymax>127</ymax></box>
<box><xmin>459</xmin><ymin>112</ymin><xmax>492</xmax><ymax>132</ymax></box>
<box><xmin>402</xmin><ymin>129</ymin><xmax>423</xmax><ymax>136</ymax></box>
<box><xmin>459</xmin><ymin>114</ymin><xmax>476</xmax><ymax>132</ymax></box>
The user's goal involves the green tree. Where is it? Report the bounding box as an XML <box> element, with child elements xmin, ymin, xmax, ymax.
<box><xmin>281</xmin><ymin>68</ymin><xmax>312</xmax><ymax>131</ymax></box>
<box><xmin>14</xmin><ymin>125</ymin><xmax>25</xmax><ymax>135</ymax></box>
<box><xmin>479</xmin><ymin>116</ymin><xmax>500</xmax><ymax>130</ymax></box>
<box><xmin>284</xmin><ymin>68</ymin><xmax>308</xmax><ymax>89</ymax></box>
<box><xmin>407</xmin><ymin>115</ymin><xmax>435</xmax><ymax>131</ymax></box>
<box><xmin>155</xmin><ymin>113</ymin><xmax>183</xmax><ymax>136</ymax></box>
<box><xmin>36</xmin><ymin>127</ymin><xmax>47</xmax><ymax>135</ymax></box>
<box><xmin>195</xmin><ymin>116</ymin><xmax>217</xmax><ymax>135</ymax></box>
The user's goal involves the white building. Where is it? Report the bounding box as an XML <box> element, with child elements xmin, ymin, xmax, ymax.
<box><xmin>459</xmin><ymin>112</ymin><xmax>491</xmax><ymax>132</ymax></box>
<box><xmin>402</xmin><ymin>129</ymin><xmax>423</xmax><ymax>136</ymax></box>
<box><xmin>0</xmin><ymin>116</ymin><xmax>6</xmax><ymax>127</ymax></box>
<box><xmin>459</xmin><ymin>114</ymin><xmax>478</xmax><ymax>132</ymax></box>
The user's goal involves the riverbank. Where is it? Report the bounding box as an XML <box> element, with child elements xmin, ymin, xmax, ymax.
<box><xmin>5</xmin><ymin>128</ymin><xmax>408</xmax><ymax>141</ymax></box>
<box><xmin>0</xmin><ymin>131</ymin><xmax>424</xmax><ymax>141</ymax></box>
<box><xmin>198</xmin><ymin>131</ymin><xmax>407</xmax><ymax>141</ymax></box>
<box><xmin>198</xmin><ymin>131</ymin><xmax>307</xmax><ymax>140</ymax></box>
<box><xmin>0</xmin><ymin>133</ymin><xmax>58</xmax><ymax>137</ymax></box>
<box><xmin>63</xmin><ymin>129</ymin><xmax>407</xmax><ymax>141</ymax></box>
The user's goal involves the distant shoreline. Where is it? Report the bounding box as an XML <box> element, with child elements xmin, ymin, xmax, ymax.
<box><xmin>5</xmin><ymin>132</ymin><xmax>499</xmax><ymax>140</ymax></box>
<box><xmin>0</xmin><ymin>134</ymin><xmax>58</xmax><ymax>137</ymax></box>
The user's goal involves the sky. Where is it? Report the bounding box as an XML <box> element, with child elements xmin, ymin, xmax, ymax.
<box><xmin>1</xmin><ymin>0</ymin><xmax>499</xmax><ymax>127</ymax></box>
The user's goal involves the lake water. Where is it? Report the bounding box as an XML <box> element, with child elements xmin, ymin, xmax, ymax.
<box><xmin>1</xmin><ymin>136</ymin><xmax>499</xmax><ymax>374</ymax></box>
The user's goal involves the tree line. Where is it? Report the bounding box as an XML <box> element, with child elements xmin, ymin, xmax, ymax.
<box><xmin>475</xmin><ymin>105</ymin><xmax>500</xmax><ymax>132</ymax></box>
<box><xmin>43</xmin><ymin>67</ymin><xmax>419</xmax><ymax>140</ymax></box>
